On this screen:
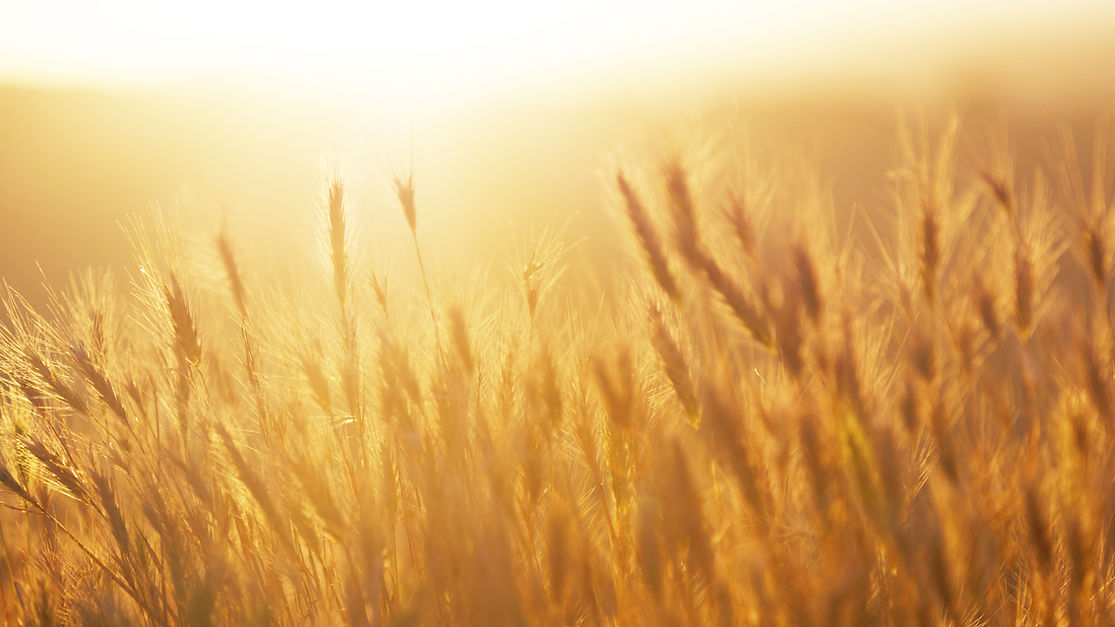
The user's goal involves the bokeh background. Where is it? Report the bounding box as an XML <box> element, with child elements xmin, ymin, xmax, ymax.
<box><xmin>2</xmin><ymin>0</ymin><xmax>1114</xmax><ymax>304</ymax></box>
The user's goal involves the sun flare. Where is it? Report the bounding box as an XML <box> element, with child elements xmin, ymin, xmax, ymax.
<box><xmin>4</xmin><ymin>1</ymin><xmax>1115</xmax><ymax>625</ymax></box>
<box><xmin>3</xmin><ymin>0</ymin><xmax>1113</xmax><ymax>99</ymax></box>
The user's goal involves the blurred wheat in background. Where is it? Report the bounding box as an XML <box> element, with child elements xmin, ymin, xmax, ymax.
<box><xmin>1</xmin><ymin>116</ymin><xmax>1115</xmax><ymax>624</ymax></box>
<box><xmin>4</xmin><ymin>1</ymin><xmax>1115</xmax><ymax>625</ymax></box>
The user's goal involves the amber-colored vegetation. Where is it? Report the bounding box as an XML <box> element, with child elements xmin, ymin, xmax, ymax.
<box><xmin>2</xmin><ymin>115</ymin><xmax>1115</xmax><ymax>625</ymax></box>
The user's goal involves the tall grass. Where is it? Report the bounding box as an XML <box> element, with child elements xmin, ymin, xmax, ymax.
<box><xmin>1</xmin><ymin>119</ymin><xmax>1114</xmax><ymax>625</ymax></box>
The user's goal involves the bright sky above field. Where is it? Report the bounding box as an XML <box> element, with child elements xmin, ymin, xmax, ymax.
<box><xmin>0</xmin><ymin>0</ymin><xmax>1113</xmax><ymax>96</ymax></box>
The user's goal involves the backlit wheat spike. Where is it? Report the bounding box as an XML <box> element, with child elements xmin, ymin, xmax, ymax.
<box><xmin>696</xmin><ymin>250</ymin><xmax>772</xmax><ymax>347</ymax></box>
<box><xmin>394</xmin><ymin>171</ymin><xmax>440</xmax><ymax>344</ymax></box>
<box><xmin>725</xmin><ymin>192</ymin><xmax>757</xmax><ymax>260</ymax></box>
<box><xmin>447</xmin><ymin>306</ymin><xmax>474</xmax><ymax>375</ymax></box>
<box><xmin>71</xmin><ymin>343</ymin><xmax>128</xmax><ymax>426</ymax></box>
<box><xmin>980</xmin><ymin>170</ymin><xmax>1014</xmax><ymax>214</ymax></box>
<box><xmin>617</xmin><ymin>171</ymin><xmax>679</xmax><ymax>300</ymax></box>
<box><xmin>664</xmin><ymin>161</ymin><xmax>701</xmax><ymax>266</ymax></box>
<box><xmin>394</xmin><ymin>173</ymin><xmax>417</xmax><ymax>233</ymax></box>
<box><xmin>328</xmin><ymin>177</ymin><xmax>349</xmax><ymax>307</ymax></box>
<box><xmin>164</xmin><ymin>274</ymin><xmax>201</xmax><ymax>366</ymax></box>
<box><xmin>648</xmin><ymin>304</ymin><xmax>698</xmax><ymax>418</ymax></box>
<box><xmin>216</xmin><ymin>227</ymin><xmax>247</xmax><ymax>318</ymax></box>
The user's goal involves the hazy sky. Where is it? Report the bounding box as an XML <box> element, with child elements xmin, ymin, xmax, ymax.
<box><xmin>1</xmin><ymin>0</ymin><xmax>1114</xmax><ymax>96</ymax></box>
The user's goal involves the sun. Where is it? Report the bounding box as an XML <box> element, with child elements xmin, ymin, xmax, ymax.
<box><xmin>0</xmin><ymin>0</ymin><xmax>628</xmax><ymax>96</ymax></box>
<box><xmin>1</xmin><ymin>0</ymin><xmax>1114</xmax><ymax>103</ymax></box>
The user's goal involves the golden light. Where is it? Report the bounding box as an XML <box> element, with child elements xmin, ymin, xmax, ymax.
<box><xmin>6</xmin><ymin>0</ymin><xmax>1115</xmax><ymax>624</ymax></box>
<box><xmin>2</xmin><ymin>0</ymin><xmax>1113</xmax><ymax>101</ymax></box>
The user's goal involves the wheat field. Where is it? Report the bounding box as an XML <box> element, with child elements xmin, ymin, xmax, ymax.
<box><xmin>1</xmin><ymin>115</ymin><xmax>1115</xmax><ymax>626</ymax></box>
